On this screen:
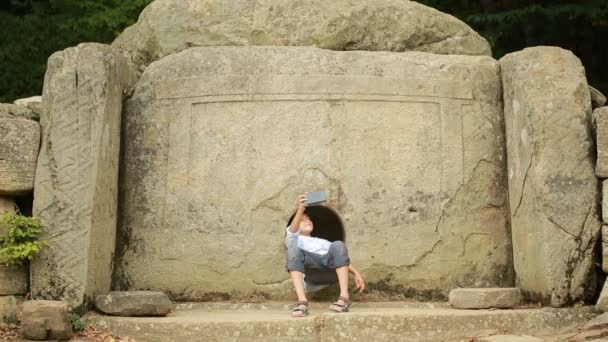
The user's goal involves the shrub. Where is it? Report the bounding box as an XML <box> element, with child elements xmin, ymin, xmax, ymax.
<box><xmin>0</xmin><ymin>212</ymin><xmax>47</xmax><ymax>265</ymax></box>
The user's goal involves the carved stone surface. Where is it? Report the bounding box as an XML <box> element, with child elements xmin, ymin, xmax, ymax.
<box><xmin>501</xmin><ymin>47</ymin><xmax>600</xmax><ymax>307</ymax></box>
<box><xmin>115</xmin><ymin>46</ymin><xmax>511</xmax><ymax>299</ymax></box>
<box><xmin>0</xmin><ymin>114</ymin><xmax>40</xmax><ymax>195</ymax></box>
<box><xmin>112</xmin><ymin>0</ymin><xmax>491</xmax><ymax>71</ymax></box>
<box><xmin>30</xmin><ymin>43</ymin><xmax>137</xmax><ymax>309</ymax></box>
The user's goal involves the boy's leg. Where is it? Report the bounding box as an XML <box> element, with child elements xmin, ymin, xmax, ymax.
<box><xmin>286</xmin><ymin>242</ymin><xmax>308</xmax><ymax>302</ymax></box>
<box><xmin>289</xmin><ymin>270</ymin><xmax>308</xmax><ymax>302</ymax></box>
<box><xmin>327</xmin><ymin>241</ymin><xmax>351</xmax><ymax>309</ymax></box>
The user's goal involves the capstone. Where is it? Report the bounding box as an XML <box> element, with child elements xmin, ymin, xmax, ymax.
<box><xmin>500</xmin><ymin>46</ymin><xmax>600</xmax><ymax>307</ymax></box>
<box><xmin>112</xmin><ymin>0</ymin><xmax>491</xmax><ymax>71</ymax></box>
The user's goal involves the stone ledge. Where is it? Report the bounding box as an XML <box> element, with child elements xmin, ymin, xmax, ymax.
<box><xmin>94</xmin><ymin>302</ymin><xmax>591</xmax><ymax>342</ymax></box>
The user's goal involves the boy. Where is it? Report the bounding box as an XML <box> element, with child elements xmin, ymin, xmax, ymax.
<box><xmin>285</xmin><ymin>193</ymin><xmax>366</xmax><ymax>317</ymax></box>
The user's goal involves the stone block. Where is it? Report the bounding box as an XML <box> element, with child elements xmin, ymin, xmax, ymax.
<box><xmin>500</xmin><ymin>46</ymin><xmax>600</xmax><ymax>307</ymax></box>
<box><xmin>0</xmin><ymin>295</ymin><xmax>23</xmax><ymax>320</ymax></box>
<box><xmin>112</xmin><ymin>0</ymin><xmax>491</xmax><ymax>71</ymax></box>
<box><xmin>448</xmin><ymin>288</ymin><xmax>522</xmax><ymax>309</ymax></box>
<box><xmin>21</xmin><ymin>300</ymin><xmax>72</xmax><ymax>341</ymax></box>
<box><xmin>30</xmin><ymin>43</ymin><xmax>137</xmax><ymax>309</ymax></box>
<box><xmin>477</xmin><ymin>335</ymin><xmax>544</xmax><ymax>342</ymax></box>
<box><xmin>0</xmin><ymin>115</ymin><xmax>40</xmax><ymax>195</ymax></box>
<box><xmin>596</xmin><ymin>107</ymin><xmax>608</xmax><ymax>177</ymax></box>
<box><xmin>0</xmin><ymin>265</ymin><xmax>27</xmax><ymax>295</ymax></box>
<box><xmin>116</xmin><ymin>46</ymin><xmax>512</xmax><ymax>299</ymax></box>
<box><xmin>95</xmin><ymin>291</ymin><xmax>172</xmax><ymax>316</ymax></box>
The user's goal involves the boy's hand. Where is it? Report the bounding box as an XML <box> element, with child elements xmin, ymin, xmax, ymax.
<box><xmin>354</xmin><ymin>272</ymin><xmax>366</xmax><ymax>293</ymax></box>
<box><xmin>297</xmin><ymin>194</ymin><xmax>307</xmax><ymax>211</ymax></box>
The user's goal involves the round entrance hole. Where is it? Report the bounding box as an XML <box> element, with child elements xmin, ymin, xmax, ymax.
<box><xmin>286</xmin><ymin>205</ymin><xmax>345</xmax><ymax>242</ymax></box>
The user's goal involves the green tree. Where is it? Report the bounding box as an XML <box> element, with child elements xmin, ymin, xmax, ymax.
<box><xmin>0</xmin><ymin>0</ymin><xmax>152</xmax><ymax>103</ymax></box>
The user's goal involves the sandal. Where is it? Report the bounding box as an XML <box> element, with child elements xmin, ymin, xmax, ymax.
<box><xmin>328</xmin><ymin>296</ymin><xmax>351</xmax><ymax>313</ymax></box>
<box><xmin>291</xmin><ymin>301</ymin><xmax>309</xmax><ymax>317</ymax></box>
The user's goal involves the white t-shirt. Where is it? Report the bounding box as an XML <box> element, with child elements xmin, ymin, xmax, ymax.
<box><xmin>285</xmin><ymin>226</ymin><xmax>331</xmax><ymax>255</ymax></box>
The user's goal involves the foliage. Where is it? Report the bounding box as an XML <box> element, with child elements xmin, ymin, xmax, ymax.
<box><xmin>0</xmin><ymin>0</ymin><xmax>607</xmax><ymax>101</ymax></box>
<box><xmin>70</xmin><ymin>313</ymin><xmax>91</xmax><ymax>332</ymax></box>
<box><xmin>0</xmin><ymin>212</ymin><xmax>46</xmax><ymax>265</ymax></box>
<box><xmin>0</xmin><ymin>0</ymin><xmax>152</xmax><ymax>103</ymax></box>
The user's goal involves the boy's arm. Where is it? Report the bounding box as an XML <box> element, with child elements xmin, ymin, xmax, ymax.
<box><xmin>288</xmin><ymin>194</ymin><xmax>307</xmax><ymax>234</ymax></box>
<box><xmin>348</xmin><ymin>264</ymin><xmax>366</xmax><ymax>293</ymax></box>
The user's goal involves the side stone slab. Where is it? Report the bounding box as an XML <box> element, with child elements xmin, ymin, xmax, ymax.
<box><xmin>115</xmin><ymin>46</ymin><xmax>511</xmax><ymax>299</ymax></box>
<box><xmin>500</xmin><ymin>47</ymin><xmax>600</xmax><ymax>307</ymax></box>
<box><xmin>30</xmin><ymin>43</ymin><xmax>137</xmax><ymax>309</ymax></box>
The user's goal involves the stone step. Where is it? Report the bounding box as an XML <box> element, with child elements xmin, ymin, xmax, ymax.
<box><xmin>92</xmin><ymin>302</ymin><xmax>591</xmax><ymax>342</ymax></box>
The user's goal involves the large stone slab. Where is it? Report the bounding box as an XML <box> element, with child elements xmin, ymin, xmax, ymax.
<box><xmin>596</xmin><ymin>107</ymin><xmax>608</xmax><ymax>177</ymax></box>
<box><xmin>95</xmin><ymin>291</ymin><xmax>172</xmax><ymax>316</ymax></box>
<box><xmin>0</xmin><ymin>265</ymin><xmax>27</xmax><ymax>295</ymax></box>
<box><xmin>0</xmin><ymin>114</ymin><xmax>40</xmax><ymax>195</ymax></box>
<box><xmin>115</xmin><ymin>46</ymin><xmax>511</xmax><ymax>299</ymax></box>
<box><xmin>449</xmin><ymin>288</ymin><xmax>522</xmax><ymax>309</ymax></box>
<box><xmin>477</xmin><ymin>336</ymin><xmax>544</xmax><ymax>342</ymax></box>
<box><xmin>21</xmin><ymin>300</ymin><xmax>73</xmax><ymax>341</ymax></box>
<box><xmin>112</xmin><ymin>0</ymin><xmax>491</xmax><ymax>71</ymax></box>
<box><xmin>500</xmin><ymin>47</ymin><xmax>600</xmax><ymax>307</ymax></box>
<box><xmin>30</xmin><ymin>43</ymin><xmax>137</xmax><ymax>310</ymax></box>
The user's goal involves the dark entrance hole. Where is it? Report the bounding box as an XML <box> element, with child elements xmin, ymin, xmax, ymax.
<box><xmin>286</xmin><ymin>205</ymin><xmax>345</xmax><ymax>242</ymax></box>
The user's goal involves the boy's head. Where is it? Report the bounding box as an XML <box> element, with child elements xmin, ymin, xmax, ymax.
<box><xmin>299</xmin><ymin>213</ymin><xmax>314</xmax><ymax>235</ymax></box>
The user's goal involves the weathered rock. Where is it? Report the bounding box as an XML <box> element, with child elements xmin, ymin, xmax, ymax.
<box><xmin>591</xmin><ymin>86</ymin><xmax>607</xmax><ymax>109</ymax></box>
<box><xmin>449</xmin><ymin>288</ymin><xmax>522</xmax><ymax>309</ymax></box>
<box><xmin>30</xmin><ymin>43</ymin><xmax>137</xmax><ymax>309</ymax></box>
<box><xmin>603</xmin><ymin>226</ymin><xmax>608</xmax><ymax>273</ymax></box>
<box><xmin>112</xmin><ymin>0</ymin><xmax>491</xmax><ymax>71</ymax></box>
<box><xmin>585</xmin><ymin>312</ymin><xmax>608</xmax><ymax>331</ymax></box>
<box><xmin>596</xmin><ymin>279</ymin><xmax>608</xmax><ymax>312</ymax></box>
<box><xmin>500</xmin><ymin>46</ymin><xmax>600</xmax><ymax>307</ymax></box>
<box><xmin>14</xmin><ymin>95</ymin><xmax>42</xmax><ymax>118</ymax></box>
<box><xmin>0</xmin><ymin>265</ymin><xmax>27</xmax><ymax>295</ymax></box>
<box><xmin>0</xmin><ymin>103</ymin><xmax>35</xmax><ymax>120</ymax></box>
<box><xmin>116</xmin><ymin>46</ymin><xmax>511</xmax><ymax>299</ymax></box>
<box><xmin>95</xmin><ymin>291</ymin><xmax>172</xmax><ymax>316</ymax></box>
<box><xmin>21</xmin><ymin>300</ymin><xmax>72</xmax><ymax>341</ymax></box>
<box><xmin>596</xmin><ymin>107</ymin><xmax>608</xmax><ymax>177</ymax></box>
<box><xmin>0</xmin><ymin>115</ymin><xmax>40</xmax><ymax>195</ymax></box>
<box><xmin>477</xmin><ymin>335</ymin><xmax>544</xmax><ymax>342</ymax></box>
<box><xmin>603</xmin><ymin>181</ymin><xmax>608</xmax><ymax>221</ymax></box>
